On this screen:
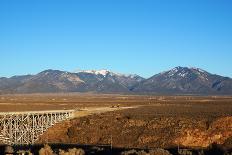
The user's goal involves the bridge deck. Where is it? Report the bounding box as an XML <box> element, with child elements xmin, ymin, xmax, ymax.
<box><xmin>0</xmin><ymin>109</ymin><xmax>76</xmax><ymax>115</ymax></box>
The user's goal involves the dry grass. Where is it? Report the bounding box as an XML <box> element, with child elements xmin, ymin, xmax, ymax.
<box><xmin>0</xmin><ymin>93</ymin><xmax>231</xmax><ymax>112</ymax></box>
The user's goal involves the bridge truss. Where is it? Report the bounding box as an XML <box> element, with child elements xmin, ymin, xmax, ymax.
<box><xmin>0</xmin><ymin>110</ymin><xmax>74</xmax><ymax>145</ymax></box>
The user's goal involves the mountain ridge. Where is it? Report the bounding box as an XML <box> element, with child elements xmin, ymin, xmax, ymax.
<box><xmin>132</xmin><ymin>66</ymin><xmax>232</xmax><ymax>94</ymax></box>
<box><xmin>0</xmin><ymin>67</ymin><xmax>232</xmax><ymax>95</ymax></box>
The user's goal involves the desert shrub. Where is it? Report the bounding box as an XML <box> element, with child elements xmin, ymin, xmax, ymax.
<box><xmin>39</xmin><ymin>144</ymin><xmax>54</xmax><ymax>155</ymax></box>
<box><xmin>59</xmin><ymin>148</ymin><xmax>85</xmax><ymax>155</ymax></box>
<box><xmin>178</xmin><ymin>149</ymin><xmax>193</xmax><ymax>155</ymax></box>
<box><xmin>4</xmin><ymin>145</ymin><xmax>14</xmax><ymax>154</ymax></box>
<box><xmin>124</xmin><ymin>115</ymin><xmax>131</xmax><ymax>120</ymax></box>
<box><xmin>148</xmin><ymin>148</ymin><xmax>172</xmax><ymax>155</ymax></box>
<box><xmin>17</xmin><ymin>150</ymin><xmax>33</xmax><ymax>155</ymax></box>
<box><xmin>121</xmin><ymin>148</ymin><xmax>172</xmax><ymax>155</ymax></box>
<box><xmin>198</xmin><ymin>150</ymin><xmax>205</xmax><ymax>155</ymax></box>
<box><xmin>121</xmin><ymin>149</ymin><xmax>142</xmax><ymax>155</ymax></box>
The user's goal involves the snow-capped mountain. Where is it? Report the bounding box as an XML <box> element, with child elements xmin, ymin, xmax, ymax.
<box><xmin>132</xmin><ymin>66</ymin><xmax>232</xmax><ymax>94</ymax></box>
<box><xmin>0</xmin><ymin>67</ymin><xmax>232</xmax><ymax>94</ymax></box>
<box><xmin>76</xmin><ymin>69</ymin><xmax>141</xmax><ymax>78</ymax></box>
<box><xmin>76</xmin><ymin>69</ymin><xmax>110</xmax><ymax>77</ymax></box>
<box><xmin>0</xmin><ymin>69</ymin><xmax>144</xmax><ymax>93</ymax></box>
<box><xmin>75</xmin><ymin>69</ymin><xmax>145</xmax><ymax>92</ymax></box>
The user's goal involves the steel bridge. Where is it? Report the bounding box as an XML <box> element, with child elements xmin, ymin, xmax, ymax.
<box><xmin>0</xmin><ymin>110</ymin><xmax>74</xmax><ymax>145</ymax></box>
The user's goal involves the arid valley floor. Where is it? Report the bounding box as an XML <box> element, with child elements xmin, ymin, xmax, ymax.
<box><xmin>0</xmin><ymin>94</ymin><xmax>232</xmax><ymax>155</ymax></box>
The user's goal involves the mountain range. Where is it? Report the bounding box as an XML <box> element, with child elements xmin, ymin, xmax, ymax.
<box><xmin>0</xmin><ymin>67</ymin><xmax>232</xmax><ymax>95</ymax></box>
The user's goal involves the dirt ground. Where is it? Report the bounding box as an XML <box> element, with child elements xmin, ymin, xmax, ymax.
<box><xmin>0</xmin><ymin>93</ymin><xmax>232</xmax><ymax>150</ymax></box>
<box><xmin>0</xmin><ymin>93</ymin><xmax>155</xmax><ymax>112</ymax></box>
<box><xmin>0</xmin><ymin>93</ymin><xmax>231</xmax><ymax>112</ymax></box>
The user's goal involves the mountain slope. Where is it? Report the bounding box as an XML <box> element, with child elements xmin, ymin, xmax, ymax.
<box><xmin>132</xmin><ymin>67</ymin><xmax>232</xmax><ymax>94</ymax></box>
<box><xmin>14</xmin><ymin>70</ymin><xmax>86</xmax><ymax>93</ymax></box>
<box><xmin>0</xmin><ymin>67</ymin><xmax>231</xmax><ymax>94</ymax></box>
<box><xmin>75</xmin><ymin>70</ymin><xmax>144</xmax><ymax>92</ymax></box>
<box><xmin>0</xmin><ymin>75</ymin><xmax>33</xmax><ymax>94</ymax></box>
<box><xmin>0</xmin><ymin>69</ymin><xmax>144</xmax><ymax>93</ymax></box>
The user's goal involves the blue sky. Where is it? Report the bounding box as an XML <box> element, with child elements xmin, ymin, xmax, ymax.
<box><xmin>0</xmin><ymin>0</ymin><xmax>232</xmax><ymax>78</ymax></box>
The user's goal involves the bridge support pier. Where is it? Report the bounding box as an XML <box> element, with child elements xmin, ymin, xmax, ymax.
<box><xmin>0</xmin><ymin>110</ymin><xmax>74</xmax><ymax>145</ymax></box>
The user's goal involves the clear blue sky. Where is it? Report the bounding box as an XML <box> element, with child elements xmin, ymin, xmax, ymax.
<box><xmin>0</xmin><ymin>0</ymin><xmax>232</xmax><ymax>78</ymax></box>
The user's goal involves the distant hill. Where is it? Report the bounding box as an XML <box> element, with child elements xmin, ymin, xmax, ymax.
<box><xmin>0</xmin><ymin>67</ymin><xmax>232</xmax><ymax>95</ymax></box>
